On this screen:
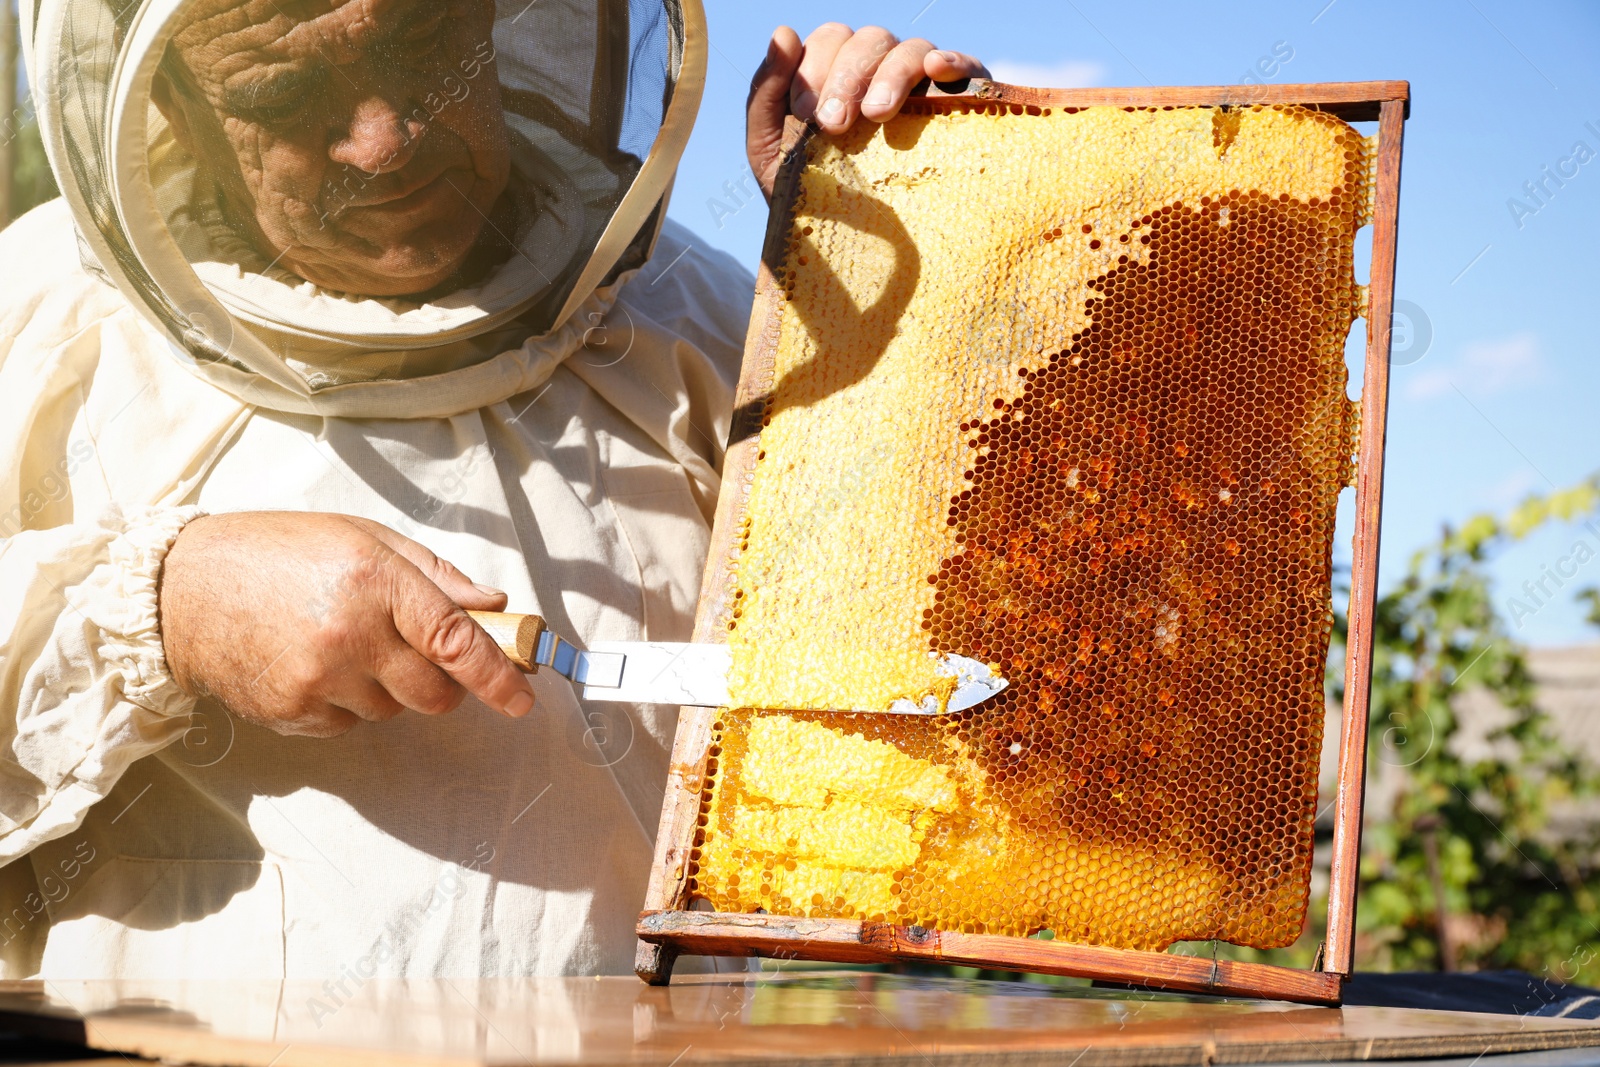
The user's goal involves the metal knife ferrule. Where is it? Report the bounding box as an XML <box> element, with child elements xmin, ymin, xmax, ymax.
<box><xmin>532</xmin><ymin>630</ymin><xmax>626</xmax><ymax>689</ymax></box>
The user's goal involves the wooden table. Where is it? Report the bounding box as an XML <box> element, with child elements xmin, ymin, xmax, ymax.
<box><xmin>4</xmin><ymin>972</ymin><xmax>1600</xmax><ymax>1067</ymax></box>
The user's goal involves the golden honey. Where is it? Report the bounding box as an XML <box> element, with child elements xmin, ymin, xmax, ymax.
<box><xmin>692</xmin><ymin>102</ymin><xmax>1370</xmax><ymax>951</ymax></box>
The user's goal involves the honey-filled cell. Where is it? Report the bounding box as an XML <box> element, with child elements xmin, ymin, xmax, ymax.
<box><xmin>691</xmin><ymin>102</ymin><xmax>1369</xmax><ymax>952</ymax></box>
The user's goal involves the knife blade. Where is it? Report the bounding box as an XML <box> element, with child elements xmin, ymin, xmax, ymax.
<box><xmin>467</xmin><ymin>611</ymin><xmax>1006</xmax><ymax>715</ymax></box>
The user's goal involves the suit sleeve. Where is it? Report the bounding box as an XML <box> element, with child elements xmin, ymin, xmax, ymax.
<box><xmin>0</xmin><ymin>504</ymin><xmax>202</xmax><ymax>866</ymax></box>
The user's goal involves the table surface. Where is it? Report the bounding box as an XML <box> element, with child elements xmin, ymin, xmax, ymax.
<box><xmin>4</xmin><ymin>972</ymin><xmax>1600</xmax><ymax>1067</ymax></box>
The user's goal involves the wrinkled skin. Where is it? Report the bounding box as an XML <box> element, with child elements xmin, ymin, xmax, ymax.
<box><xmin>155</xmin><ymin>0</ymin><xmax>510</xmax><ymax>296</ymax></box>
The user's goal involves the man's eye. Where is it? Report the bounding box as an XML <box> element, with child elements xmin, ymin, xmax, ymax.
<box><xmin>227</xmin><ymin>70</ymin><xmax>325</xmax><ymax>126</ymax></box>
<box><xmin>387</xmin><ymin>14</ymin><xmax>448</xmax><ymax>59</ymax></box>
<box><xmin>241</xmin><ymin>95</ymin><xmax>310</xmax><ymax>125</ymax></box>
<box><xmin>404</xmin><ymin>13</ymin><xmax>446</xmax><ymax>39</ymax></box>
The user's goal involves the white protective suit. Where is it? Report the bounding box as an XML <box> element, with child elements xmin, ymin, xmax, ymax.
<box><xmin>0</xmin><ymin>0</ymin><xmax>754</xmax><ymax>978</ymax></box>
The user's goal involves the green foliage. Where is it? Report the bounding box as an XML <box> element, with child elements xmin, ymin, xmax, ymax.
<box><xmin>1578</xmin><ymin>587</ymin><xmax>1600</xmax><ymax>630</ymax></box>
<box><xmin>6</xmin><ymin>0</ymin><xmax>62</xmax><ymax>223</ymax></box>
<box><xmin>1356</xmin><ymin>474</ymin><xmax>1600</xmax><ymax>978</ymax></box>
<box><xmin>11</xmin><ymin>109</ymin><xmax>60</xmax><ymax>217</ymax></box>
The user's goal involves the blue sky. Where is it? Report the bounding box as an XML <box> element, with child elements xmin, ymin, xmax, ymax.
<box><xmin>665</xmin><ymin>0</ymin><xmax>1600</xmax><ymax>647</ymax></box>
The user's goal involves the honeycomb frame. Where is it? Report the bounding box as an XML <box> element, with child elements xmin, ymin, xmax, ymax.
<box><xmin>638</xmin><ymin>79</ymin><xmax>1409</xmax><ymax>1005</ymax></box>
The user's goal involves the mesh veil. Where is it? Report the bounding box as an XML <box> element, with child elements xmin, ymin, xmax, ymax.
<box><xmin>24</xmin><ymin>0</ymin><xmax>704</xmax><ymax>412</ymax></box>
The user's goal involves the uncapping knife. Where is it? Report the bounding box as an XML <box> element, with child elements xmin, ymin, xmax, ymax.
<box><xmin>467</xmin><ymin>611</ymin><xmax>1006</xmax><ymax>715</ymax></box>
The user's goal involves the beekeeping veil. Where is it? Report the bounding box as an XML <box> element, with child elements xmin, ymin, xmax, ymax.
<box><xmin>22</xmin><ymin>0</ymin><xmax>706</xmax><ymax>417</ymax></box>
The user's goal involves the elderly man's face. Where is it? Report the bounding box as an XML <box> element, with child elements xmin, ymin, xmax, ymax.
<box><xmin>157</xmin><ymin>0</ymin><xmax>510</xmax><ymax>296</ymax></box>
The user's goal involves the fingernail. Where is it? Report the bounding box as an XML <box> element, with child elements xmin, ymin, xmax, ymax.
<box><xmin>817</xmin><ymin>97</ymin><xmax>844</xmax><ymax>123</ymax></box>
<box><xmin>473</xmin><ymin>582</ymin><xmax>505</xmax><ymax>598</ymax></box>
<box><xmin>793</xmin><ymin>90</ymin><xmax>817</xmax><ymax>118</ymax></box>
<box><xmin>505</xmin><ymin>690</ymin><xmax>535</xmax><ymax>718</ymax></box>
<box><xmin>865</xmin><ymin>87</ymin><xmax>893</xmax><ymax>109</ymax></box>
<box><xmin>939</xmin><ymin>50</ymin><xmax>960</xmax><ymax>64</ymax></box>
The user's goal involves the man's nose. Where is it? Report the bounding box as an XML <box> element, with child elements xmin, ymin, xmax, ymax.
<box><xmin>327</xmin><ymin>95</ymin><xmax>425</xmax><ymax>175</ymax></box>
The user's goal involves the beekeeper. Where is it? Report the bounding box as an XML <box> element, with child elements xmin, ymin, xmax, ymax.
<box><xmin>0</xmin><ymin>0</ymin><xmax>987</xmax><ymax>978</ymax></box>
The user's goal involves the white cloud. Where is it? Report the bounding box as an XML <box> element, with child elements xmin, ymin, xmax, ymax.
<box><xmin>985</xmin><ymin>59</ymin><xmax>1106</xmax><ymax>89</ymax></box>
<box><xmin>1403</xmin><ymin>332</ymin><xmax>1544</xmax><ymax>400</ymax></box>
<box><xmin>1482</xmin><ymin>467</ymin><xmax>1542</xmax><ymax>512</ymax></box>
<box><xmin>1403</xmin><ymin>367</ymin><xmax>1454</xmax><ymax>399</ymax></box>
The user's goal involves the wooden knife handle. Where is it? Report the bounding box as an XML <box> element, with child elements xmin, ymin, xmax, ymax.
<box><xmin>468</xmin><ymin>611</ymin><xmax>546</xmax><ymax>672</ymax></box>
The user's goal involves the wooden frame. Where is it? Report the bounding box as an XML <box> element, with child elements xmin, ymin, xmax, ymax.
<box><xmin>637</xmin><ymin>80</ymin><xmax>1409</xmax><ymax>1005</ymax></box>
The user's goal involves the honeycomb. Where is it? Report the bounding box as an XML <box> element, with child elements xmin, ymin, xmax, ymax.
<box><xmin>690</xmin><ymin>101</ymin><xmax>1371</xmax><ymax>951</ymax></box>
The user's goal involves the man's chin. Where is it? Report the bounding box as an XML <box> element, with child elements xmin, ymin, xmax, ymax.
<box><xmin>284</xmin><ymin>239</ymin><xmax>481</xmax><ymax>298</ymax></box>
<box><xmin>281</xmin><ymin>261</ymin><xmax>460</xmax><ymax>298</ymax></box>
<box><xmin>277</xmin><ymin>197</ymin><xmax>499</xmax><ymax>297</ymax></box>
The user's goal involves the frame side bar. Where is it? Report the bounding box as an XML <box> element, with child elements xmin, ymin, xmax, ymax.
<box><xmin>634</xmin><ymin>117</ymin><xmax>814</xmax><ymax>984</ymax></box>
<box><xmin>1324</xmin><ymin>96</ymin><xmax>1407</xmax><ymax>976</ymax></box>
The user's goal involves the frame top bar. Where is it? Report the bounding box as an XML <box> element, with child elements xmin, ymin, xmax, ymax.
<box><xmin>920</xmin><ymin>79</ymin><xmax>1411</xmax><ymax>122</ymax></box>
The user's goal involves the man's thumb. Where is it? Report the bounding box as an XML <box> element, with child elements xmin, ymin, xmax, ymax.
<box><xmin>746</xmin><ymin>27</ymin><xmax>804</xmax><ymax>199</ymax></box>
